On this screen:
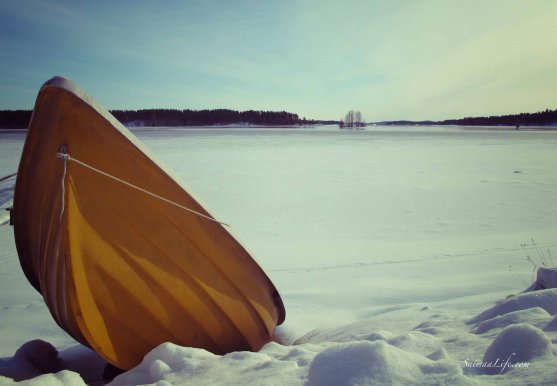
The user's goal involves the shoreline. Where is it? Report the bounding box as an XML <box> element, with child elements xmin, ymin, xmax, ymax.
<box><xmin>2</xmin><ymin>124</ymin><xmax>557</xmax><ymax>133</ymax></box>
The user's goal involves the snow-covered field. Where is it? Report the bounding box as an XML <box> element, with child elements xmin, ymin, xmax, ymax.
<box><xmin>1</xmin><ymin>126</ymin><xmax>557</xmax><ymax>385</ymax></box>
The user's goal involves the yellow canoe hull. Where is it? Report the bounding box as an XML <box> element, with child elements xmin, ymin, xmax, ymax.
<box><xmin>13</xmin><ymin>77</ymin><xmax>285</xmax><ymax>370</ymax></box>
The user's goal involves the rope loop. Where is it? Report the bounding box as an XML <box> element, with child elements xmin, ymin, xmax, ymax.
<box><xmin>57</xmin><ymin>153</ymin><xmax>70</xmax><ymax>161</ymax></box>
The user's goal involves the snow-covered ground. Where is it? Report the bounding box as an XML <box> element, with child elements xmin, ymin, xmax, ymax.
<box><xmin>1</xmin><ymin>126</ymin><xmax>557</xmax><ymax>385</ymax></box>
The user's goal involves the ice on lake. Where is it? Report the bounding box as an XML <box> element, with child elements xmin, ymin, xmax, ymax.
<box><xmin>141</xmin><ymin>126</ymin><xmax>557</xmax><ymax>266</ymax></box>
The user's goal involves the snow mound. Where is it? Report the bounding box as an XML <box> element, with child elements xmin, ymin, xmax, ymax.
<box><xmin>294</xmin><ymin>324</ymin><xmax>397</xmax><ymax>345</ymax></box>
<box><xmin>108</xmin><ymin>333</ymin><xmax>458</xmax><ymax>386</ymax></box>
<box><xmin>296</xmin><ymin>318</ymin><xmax>443</xmax><ymax>355</ymax></box>
<box><xmin>482</xmin><ymin>324</ymin><xmax>552</xmax><ymax>375</ymax></box>
<box><xmin>468</xmin><ymin>288</ymin><xmax>557</xmax><ymax>324</ymax></box>
<box><xmin>307</xmin><ymin>340</ymin><xmax>470</xmax><ymax>386</ymax></box>
<box><xmin>528</xmin><ymin>267</ymin><xmax>557</xmax><ymax>291</ymax></box>
<box><xmin>0</xmin><ymin>370</ymin><xmax>86</xmax><ymax>386</ymax></box>
<box><xmin>543</xmin><ymin>315</ymin><xmax>557</xmax><ymax>331</ymax></box>
<box><xmin>109</xmin><ymin>342</ymin><xmax>312</xmax><ymax>386</ymax></box>
<box><xmin>474</xmin><ymin>307</ymin><xmax>551</xmax><ymax>334</ymax></box>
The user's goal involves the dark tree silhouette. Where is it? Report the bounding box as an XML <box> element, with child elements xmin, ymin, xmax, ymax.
<box><xmin>0</xmin><ymin>109</ymin><xmax>312</xmax><ymax>129</ymax></box>
<box><xmin>377</xmin><ymin>108</ymin><xmax>557</xmax><ymax>127</ymax></box>
<box><xmin>0</xmin><ymin>110</ymin><xmax>33</xmax><ymax>129</ymax></box>
<box><xmin>339</xmin><ymin>110</ymin><xmax>365</xmax><ymax>128</ymax></box>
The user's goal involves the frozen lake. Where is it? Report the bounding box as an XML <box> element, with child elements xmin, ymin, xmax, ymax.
<box><xmin>2</xmin><ymin>125</ymin><xmax>557</xmax><ymax>297</ymax></box>
<box><xmin>2</xmin><ymin>125</ymin><xmax>557</xmax><ymax>384</ymax></box>
<box><xmin>134</xmin><ymin>125</ymin><xmax>557</xmax><ymax>270</ymax></box>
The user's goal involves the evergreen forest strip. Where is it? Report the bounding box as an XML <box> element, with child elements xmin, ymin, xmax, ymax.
<box><xmin>377</xmin><ymin>108</ymin><xmax>557</xmax><ymax>127</ymax></box>
<box><xmin>0</xmin><ymin>109</ymin><xmax>314</xmax><ymax>129</ymax></box>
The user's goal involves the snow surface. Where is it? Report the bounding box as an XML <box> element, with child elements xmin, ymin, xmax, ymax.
<box><xmin>1</xmin><ymin>126</ymin><xmax>557</xmax><ymax>385</ymax></box>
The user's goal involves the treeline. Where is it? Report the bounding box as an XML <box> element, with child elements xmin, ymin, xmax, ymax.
<box><xmin>0</xmin><ymin>110</ymin><xmax>33</xmax><ymax>129</ymax></box>
<box><xmin>378</xmin><ymin>108</ymin><xmax>557</xmax><ymax>127</ymax></box>
<box><xmin>441</xmin><ymin>108</ymin><xmax>557</xmax><ymax>127</ymax></box>
<box><xmin>0</xmin><ymin>108</ymin><xmax>310</xmax><ymax>129</ymax></box>
<box><xmin>111</xmin><ymin>109</ymin><xmax>309</xmax><ymax>127</ymax></box>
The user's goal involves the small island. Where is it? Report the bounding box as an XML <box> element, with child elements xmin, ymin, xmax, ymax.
<box><xmin>339</xmin><ymin>110</ymin><xmax>365</xmax><ymax>129</ymax></box>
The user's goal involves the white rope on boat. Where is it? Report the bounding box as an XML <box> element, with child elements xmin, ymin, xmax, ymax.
<box><xmin>56</xmin><ymin>152</ymin><xmax>229</xmax><ymax>227</ymax></box>
<box><xmin>57</xmin><ymin>152</ymin><xmax>68</xmax><ymax>223</ymax></box>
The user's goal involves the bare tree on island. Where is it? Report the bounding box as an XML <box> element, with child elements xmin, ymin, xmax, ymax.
<box><xmin>339</xmin><ymin>110</ymin><xmax>365</xmax><ymax>129</ymax></box>
<box><xmin>354</xmin><ymin>111</ymin><xmax>363</xmax><ymax>127</ymax></box>
<box><xmin>346</xmin><ymin>110</ymin><xmax>354</xmax><ymax>127</ymax></box>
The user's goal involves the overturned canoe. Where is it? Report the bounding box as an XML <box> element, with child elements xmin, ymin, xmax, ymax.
<box><xmin>12</xmin><ymin>76</ymin><xmax>285</xmax><ymax>370</ymax></box>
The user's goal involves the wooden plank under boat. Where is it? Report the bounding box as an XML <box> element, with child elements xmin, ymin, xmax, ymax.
<box><xmin>12</xmin><ymin>76</ymin><xmax>285</xmax><ymax>370</ymax></box>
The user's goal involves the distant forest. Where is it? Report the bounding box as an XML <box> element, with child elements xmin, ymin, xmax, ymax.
<box><xmin>0</xmin><ymin>108</ymin><xmax>313</xmax><ymax>129</ymax></box>
<box><xmin>111</xmin><ymin>109</ymin><xmax>311</xmax><ymax>127</ymax></box>
<box><xmin>0</xmin><ymin>110</ymin><xmax>32</xmax><ymax>129</ymax></box>
<box><xmin>2</xmin><ymin>106</ymin><xmax>557</xmax><ymax>130</ymax></box>
<box><xmin>378</xmin><ymin>107</ymin><xmax>557</xmax><ymax>127</ymax></box>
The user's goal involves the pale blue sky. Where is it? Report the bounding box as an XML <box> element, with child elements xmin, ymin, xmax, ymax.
<box><xmin>1</xmin><ymin>0</ymin><xmax>556</xmax><ymax>121</ymax></box>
